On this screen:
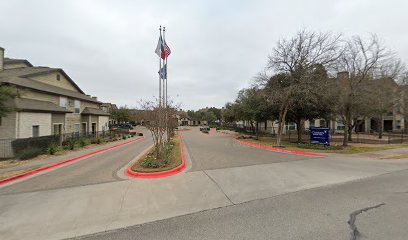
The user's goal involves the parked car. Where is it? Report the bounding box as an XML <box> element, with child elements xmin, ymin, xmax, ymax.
<box><xmin>200</xmin><ymin>126</ymin><xmax>210</xmax><ymax>133</ymax></box>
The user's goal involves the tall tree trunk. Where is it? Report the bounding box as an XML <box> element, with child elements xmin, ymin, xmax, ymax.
<box><xmin>348</xmin><ymin>124</ymin><xmax>353</xmax><ymax>141</ymax></box>
<box><xmin>378</xmin><ymin>116</ymin><xmax>383</xmax><ymax>139</ymax></box>
<box><xmin>295</xmin><ymin>117</ymin><xmax>303</xmax><ymax>143</ymax></box>
<box><xmin>255</xmin><ymin>121</ymin><xmax>259</xmax><ymax>140</ymax></box>
<box><xmin>343</xmin><ymin>106</ymin><xmax>351</xmax><ymax>146</ymax></box>
<box><xmin>276</xmin><ymin>106</ymin><xmax>288</xmax><ymax>146</ymax></box>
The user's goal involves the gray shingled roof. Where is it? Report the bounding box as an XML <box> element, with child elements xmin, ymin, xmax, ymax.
<box><xmin>0</xmin><ymin>65</ymin><xmax>84</xmax><ymax>94</ymax></box>
<box><xmin>0</xmin><ymin>77</ymin><xmax>101</xmax><ymax>103</ymax></box>
<box><xmin>82</xmin><ymin>107</ymin><xmax>110</xmax><ymax>116</ymax></box>
<box><xmin>8</xmin><ymin>98</ymin><xmax>72</xmax><ymax>113</ymax></box>
<box><xmin>3</xmin><ymin>57</ymin><xmax>33</xmax><ymax>67</ymax></box>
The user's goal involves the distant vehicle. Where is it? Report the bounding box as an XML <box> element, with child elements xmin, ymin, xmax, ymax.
<box><xmin>110</xmin><ymin>124</ymin><xmax>135</xmax><ymax>133</ymax></box>
<box><xmin>200</xmin><ymin>126</ymin><xmax>210</xmax><ymax>133</ymax></box>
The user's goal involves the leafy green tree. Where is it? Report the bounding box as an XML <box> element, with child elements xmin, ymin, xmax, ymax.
<box><xmin>234</xmin><ymin>87</ymin><xmax>275</xmax><ymax>139</ymax></box>
<box><xmin>0</xmin><ymin>86</ymin><xmax>18</xmax><ymax>117</ymax></box>
<box><xmin>203</xmin><ymin>111</ymin><xmax>217</xmax><ymax>125</ymax></box>
<box><xmin>111</xmin><ymin>106</ymin><xmax>132</xmax><ymax>123</ymax></box>
<box><xmin>221</xmin><ymin>102</ymin><xmax>237</xmax><ymax>125</ymax></box>
<box><xmin>286</xmin><ymin>65</ymin><xmax>337</xmax><ymax>142</ymax></box>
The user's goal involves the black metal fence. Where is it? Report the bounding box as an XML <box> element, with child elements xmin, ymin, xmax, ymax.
<box><xmin>0</xmin><ymin>129</ymin><xmax>137</xmax><ymax>159</ymax></box>
<box><xmin>230</xmin><ymin>125</ymin><xmax>408</xmax><ymax>144</ymax></box>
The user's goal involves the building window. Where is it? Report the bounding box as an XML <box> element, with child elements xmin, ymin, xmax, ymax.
<box><xmin>56</xmin><ymin>74</ymin><xmax>60</xmax><ymax>80</ymax></box>
<box><xmin>287</xmin><ymin>122</ymin><xmax>296</xmax><ymax>130</ymax></box>
<box><xmin>32</xmin><ymin>125</ymin><xmax>39</xmax><ymax>137</ymax></box>
<box><xmin>336</xmin><ymin>120</ymin><xmax>345</xmax><ymax>130</ymax></box>
<box><xmin>60</xmin><ymin>96</ymin><xmax>67</xmax><ymax>110</ymax></box>
<box><xmin>310</xmin><ymin>120</ymin><xmax>315</xmax><ymax>128</ymax></box>
<box><xmin>319</xmin><ymin>120</ymin><xmax>326</xmax><ymax>127</ymax></box>
<box><xmin>74</xmin><ymin>100</ymin><xmax>80</xmax><ymax>113</ymax></box>
<box><xmin>74</xmin><ymin>124</ymin><xmax>80</xmax><ymax>137</ymax></box>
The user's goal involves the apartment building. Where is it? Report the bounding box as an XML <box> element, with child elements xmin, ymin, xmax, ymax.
<box><xmin>0</xmin><ymin>47</ymin><xmax>110</xmax><ymax>140</ymax></box>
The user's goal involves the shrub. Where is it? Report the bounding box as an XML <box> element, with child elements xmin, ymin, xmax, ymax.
<box><xmin>12</xmin><ymin>135</ymin><xmax>58</xmax><ymax>155</ymax></box>
<box><xmin>78</xmin><ymin>138</ymin><xmax>91</xmax><ymax>147</ymax></box>
<box><xmin>141</xmin><ymin>154</ymin><xmax>161</xmax><ymax>168</ymax></box>
<box><xmin>122</xmin><ymin>135</ymin><xmax>127</xmax><ymax>140</ymax></box>
<box><xmin>138</xmin><ymin>133</ymin><xmax>143</xmax><ymax>136</ymax></box>
<box><xmin>47</xmin><ymin>142</ymin><xmax>59</xmax><ymax>155</ymax></box>
<box><xmin>62</xmin><ymin>138</ymin><xmax>76</xmax><ymax>150</ymax></box>
<box><xmin>16</xmin><ymin>148</ymin><xmax>44</xmax><ymax>160</ymax></box>
<box><xmin>95</xmin><ymin>138</ymin><xmax>103</xmax><ymax>144</ymax></box>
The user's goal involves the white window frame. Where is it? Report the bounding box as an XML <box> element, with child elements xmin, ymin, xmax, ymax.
<box><xmin>336</xmin><ymin>120</ymin><xmax>345</xmax><ymax>130</ymax></box>
<box><xmin>60</xmin><ymin>96</ymin><xmax>67</xmax><ymax>110</ymax></box>
<box><xmin>74</xmin><ymin>123</ymin><xmax>81</xmax><ymax>137</ymax></box>
<box><xmin>74</xmin><ymin>100</ymin><xmax>80</xmax><ymax>114</ymax></box>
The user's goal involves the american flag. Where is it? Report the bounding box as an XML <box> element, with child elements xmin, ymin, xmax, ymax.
<box><xmin>163</xmin><ymin>40</ymin><xmax>171</xmax><ymax>58</ymax></box>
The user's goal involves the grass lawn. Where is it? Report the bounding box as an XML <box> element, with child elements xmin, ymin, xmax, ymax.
<box><xmin>132</xmin><ymin>134</ymin><xmax>182</xmax><ymax>173</ymax></box>
<box><xmin>244</xmin><ymin>136</ymin><xmax>408</xmax><ymax>154</ymax></box>
<box><xmin>382</xmin><ymin>153</ymin><xmax>408</xmax><ymax>159</ymax></box>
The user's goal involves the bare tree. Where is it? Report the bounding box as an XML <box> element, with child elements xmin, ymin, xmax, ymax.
<box><xmin>139</xmin><ymin>99</ymin><xmax>178</xmax><ymax>159</ymax></box>
<box><xmin>263</xmin><ymin>30</ymin><xmax>342</xmax><ymax>146</ymax></box>
<box><xmin>335</xmin><ymin>34</ymin><xmax>404</xmax><ymax>145</ymax></box>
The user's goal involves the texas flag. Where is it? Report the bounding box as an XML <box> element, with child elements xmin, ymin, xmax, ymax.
<box><xmin>155</xmin><ymin>33</ymin><xmax>171</xmax><ymax>59</ymax></box>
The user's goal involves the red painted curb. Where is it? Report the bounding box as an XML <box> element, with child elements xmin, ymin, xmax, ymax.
<box><xmin>125</xmin><ymin>135</ymin><xmax>186</xmax><ymax>179</ymax></box>
<box><xmin>0</xmin><ymin>137</ymin><xmax>145</xmax><ymax>186</ymax></box>
<box><xmin>234</xmin><ymin>137</ymin><xmax>325</xmax><ymax>157</ymax></box>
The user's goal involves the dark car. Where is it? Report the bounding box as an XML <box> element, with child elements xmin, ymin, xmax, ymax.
<box><xmin>200</xmin><ymin>126</ymin><xmax>210</xmax><ymax>133</ymax></box>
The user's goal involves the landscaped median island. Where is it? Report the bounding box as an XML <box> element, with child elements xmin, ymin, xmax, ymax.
<box><xmin>126</xmin><ymin>100</ymin><xmax>186</xmax><ymax>178</ymax></box>
<box><xmin>131</xmin><ymin>134</ymin><xmax>182</xmax><ymax>173</ymax></box>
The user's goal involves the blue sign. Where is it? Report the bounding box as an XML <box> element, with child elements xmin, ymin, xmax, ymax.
<box><xmin>310</xmin><ymin>127</ymin><xmax>330</xmax><ymax>146</ymax></box>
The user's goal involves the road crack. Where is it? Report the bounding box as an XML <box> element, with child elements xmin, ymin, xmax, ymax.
<box><xmin>348</xmin><ymin>203</ymin><xmax>385</xmax><ymax>240</ymax></box>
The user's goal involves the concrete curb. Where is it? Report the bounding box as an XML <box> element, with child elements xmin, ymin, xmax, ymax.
<box><xmin>234</xmin><ymin>137</ymin><xmax>325</xmax><ymax>157</ymax></box>
<box><xmin>125</xmin><ymin>135</ymin><xmax>186</xmax><ymax>179</ymax></box>
<box><xmin>0</xmin><ymin>137</ymin><xmax>144</xmax><ymax>186</ymax></box>
<box><xmin>215</xmin><ymin>131</ymin><xmax>234</xmax><ymax>137</ymax></box>
<box><xmin>175</xmin><ymin>129</ymin><xmax>192</xmax><ymax>132</ymax></box>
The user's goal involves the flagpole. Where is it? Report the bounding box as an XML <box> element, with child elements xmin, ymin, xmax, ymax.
<box><xmin>163</xmin><ymin>27</ymin><xmax>168</xmax><ymax>108</ymax></box>
<box><xmin>158</xmin><ymin>26</ymin><xmax>162</xmax><ymax>107</ymax></box>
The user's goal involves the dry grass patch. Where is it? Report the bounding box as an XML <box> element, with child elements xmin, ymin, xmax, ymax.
<box><xmin>381</xmin><ymin>154</ymin><xmax>408</xmax><ymax>160</ymax></box>
<box><xmin>244</xmin><ymin>136</ymin><xmax>408</xmax><ymax>154</ymax></box>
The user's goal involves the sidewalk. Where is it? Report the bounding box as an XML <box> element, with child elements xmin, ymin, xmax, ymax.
<box><xmin>1</xmin><ymin>155</ymin><xmax>408</xmax><ymax>240</ymax></box>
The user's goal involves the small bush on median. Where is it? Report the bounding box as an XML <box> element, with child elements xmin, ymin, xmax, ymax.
<box><xmin>138</xmin><ymin>133</ymin><xmax>143</xmax><ymax>136</ymax></box>
<box><xmin>141</xmin><ymin>154</ymin><xmax>161</xmax><ymax>168</ymax></box>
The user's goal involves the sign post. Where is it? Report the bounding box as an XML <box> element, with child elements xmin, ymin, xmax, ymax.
<box><xmin>310</xmin><ymin>127</ymin><xmax>330</xmax><ymax>146</ymax></box>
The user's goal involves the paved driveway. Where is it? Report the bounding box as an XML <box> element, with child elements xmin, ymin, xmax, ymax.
<box><xmin>182</xmin><ymin>128</ymin><xmax>313</xmax><ymax>172</ymax></box>
<box><xmin>0</xmin><ymin>128</ymin><xmax>153</xmax><ymax>195</ymax></box>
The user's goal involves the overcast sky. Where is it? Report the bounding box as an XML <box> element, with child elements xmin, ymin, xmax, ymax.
<box><xmin>1</xmin><ymin>0</ymin><xmax>407</xmax><ymax>110</ymax></box>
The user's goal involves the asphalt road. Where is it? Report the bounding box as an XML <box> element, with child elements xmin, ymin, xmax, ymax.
<box><xmin>72</xmin><ymin>168</ymin><xmax>408</xmax><ymax>240</ymax></box>
<box><xmin>0</xmin><ymin>129</ymin><xmax>153</xmax><ymax>195</ymax></box>
<box><xmin>182</xmin><ymin>128</ymin><xmax>312</xmax><ymax>172</ymax></box>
